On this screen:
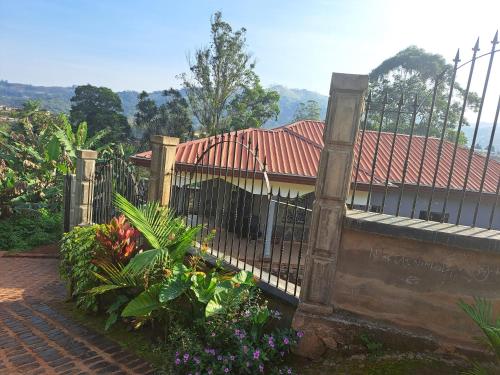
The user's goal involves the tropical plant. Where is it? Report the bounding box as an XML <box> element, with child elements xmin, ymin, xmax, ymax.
<box><xmin>459</xmin><ymin>297</ymin><xmax>500</xmax><ymax>374</ymax></box>
<box><xmin>95</xmin><ymin>215</ymin><xmax>140</xmax><ymax>264</ymax></box>
<box><xmin>0</xmin><ymin>100</ymin><xmax>68</xmax><ymax>212</ymax></box>
<box><xmin>53</xmin><ymin>115</ymin><xmax>111</xmax><ymax>170</ymax></box>
<box><xmin>59</xmin><ymin>224</ymin><xmax>105</xmax><ymax>311</ymax></box>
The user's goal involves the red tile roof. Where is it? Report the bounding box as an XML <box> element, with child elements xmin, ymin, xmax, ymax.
<box><xmin>131</xmin><ymin>120</ymin><xmax>500</xmax><ymax>194</ymax></box>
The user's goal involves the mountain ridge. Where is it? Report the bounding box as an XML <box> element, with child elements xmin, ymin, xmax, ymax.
<box><xmin>0</xmin><ymin>80</ymin><xmax>329</xmax><ymax>128</ymax></box>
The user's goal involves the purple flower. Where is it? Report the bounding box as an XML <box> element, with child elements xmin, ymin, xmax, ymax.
<box><xmin>230</xmin><ymin>355</ymin><xmax>235</xmax><ymax>361</ymax></box>
<box><xmin>259</xmin><ymin>364</ymin><xmax>264</xmax><ymax>372</ymax></box>
<box><xmin>224</xmin><ymin>368</ymin><xmax>230</xmax><ymax>373</ymax></box>
<box><xmin>194</xmin><ymin>356</ymin><xmax>200</xmax><ymax>364</ymax></box>
<box><xmin>207</xmin><ymin>370</ymin><xmax>213</xmax><ymax>375</ymax></box>
<box><xmin>217</xmin><ymin>355</ymin><xmax>223</xmax><ymax>361</ymax></box>
<box><xmin>297</xmin><ymin>331</ymin><xmax>304</xmax><ymax>338</ymax></box>
<box><xmin>175</xmin><ymin>351</ymin><xmax>180</xmax><ymax>357</ymax></box>
<box><xmin>183</xmin><ymin>353</ymin><xmax>190</xmax><ymax>362</ymax></box>
<box><xmin>174</xmin><ymin>358</ymin><xmax>181</xmax><ymax>365</ymax></box>
<box><xmin>288</xmin><ymin>368</ymin><xmax>292</xmax><ymax>374</ymax></box>
<box><xmin>283</xmin><ymin>337</ymin><xmax>290</xmax><ymax>345</ymax></box>
<box><xmin>253</xmin><ymin>349</ymin><xmax>260</xmax><ymax>360</ymax></box>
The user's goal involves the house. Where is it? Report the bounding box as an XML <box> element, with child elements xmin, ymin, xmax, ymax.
<box><xmin>131</xmin><ymin>120</ymin><xmax>500</xmax><ymax>245</ymax></box>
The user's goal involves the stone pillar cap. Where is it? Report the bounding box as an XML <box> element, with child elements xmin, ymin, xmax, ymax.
<box><xmin>76</xmin><ymin>149</ymin><xmax>98</xmax><ymax>159</ymax></box>
<box><xmin>330</xmin><ymin>73</ymin><xmax>369</xmax><ymax>92</ymax></box>
<box><xmin>150</xmin><ymin>135</ymin><xmax>180</xmax><ymax>146</ymax></box>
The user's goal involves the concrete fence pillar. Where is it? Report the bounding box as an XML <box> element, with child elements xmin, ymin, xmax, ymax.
<box><xmin>148</xmin><ymin>135</ymin><xmax>179</xmax><ymax>206</ymax></box>
<box><xmin>74</xmin><ymin>149</ymin><xmax>98</xmax><ymax>226</ymax></box>
<box><xmin>292</xmin><ymin>73</ymin><xmax>368</xmax><ymax>357</ymax></box>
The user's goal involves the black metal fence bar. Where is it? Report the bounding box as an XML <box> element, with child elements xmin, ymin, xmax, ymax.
<box><xmin>440</xmin><ymin>45</ymin><xmax>479</xmax><ymax>220</ymax></box>
<box><xmin>350</xmin><ymin>93</ymin><xmax>371</xmax><ymax>208</ymax></box>
<box><xmin>381</xmin><ymin>94</ymin><xmax>403</xmax><ymax>212</ymax></box>
<box><xmin>166</xmin><ymin>134</ymin><xmax>309</xmax><ymax>298</ymax></box>
<box><xmin>349</xmin><ymin>32</ymin><xmax>500</xmax><ymax>231</ymax></box>
<box><xmin>474</xmin><ymin>96</ymin><xmax>500</xmax><ymax>225</ymax></box>
<box><xmin>411</xmin><ymin>78</ymin><xmax>439</xmax><ymax>219</ymax></box>
<box><xmin>456</xmin><ymin>36</ymin><xmax>498</xmax><ymax>225</ymax></box>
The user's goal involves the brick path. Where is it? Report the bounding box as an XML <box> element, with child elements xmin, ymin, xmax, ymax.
<box><xmin>0</xmin><ymin>256</ymin><xmax>155</xmax><ymax>375</ymax></box>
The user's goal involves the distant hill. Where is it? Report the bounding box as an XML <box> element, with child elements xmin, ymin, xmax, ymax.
<box><xmin>265</xmin><ymin>85</ymin><xmax>328</xmax><ymax>128</ymax></box>
<box><xmin>462</xmin><ymin>123</ymin><xmax>500</xmax><ymax>151</ymax></box>
<box><xmin>0</xmin><ymin>80</ymin><xmax>328</xmax><ymax>127</ymax></box>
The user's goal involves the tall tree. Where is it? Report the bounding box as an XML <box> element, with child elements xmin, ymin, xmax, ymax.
<box><xmin>369</xmin><ymin>46</ymin><xmax>480</xmax><ymax>142</ymax></box>
<box><xmin>180</xmin><ymin>12</ymin><xmax>279</xmax><ymax>135</ymax></box>
<box><xmin>134</xmin><ymin>89</ymin><xmax>192</xmax><ymax>146</ymax></box>
<box><xmin>134</xmin><ymin>91</ymin><xmax>157</xmax><ymax>129</ymax></box>
<box><xmin>293</xmin><ymin>100</ymin><xmax>321</xmax><ymax>121</ymax></box>
<box><xmin>228</xmin><ymin>79</ymin><xmax>279</xmax><ymax>131</ymax></box>
<box><xmin>70</xmin><ymin>85</ymin><xmax>130</xmax><ymax>144</ymax></box>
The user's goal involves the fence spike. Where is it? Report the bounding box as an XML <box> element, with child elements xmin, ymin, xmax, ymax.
<box><xmin>454</xmin><ymin>48</ymin><xmax>461</xmax><ymax>63</ymax></box>
<box><xmin>493</xmin><ymin>30</ymin><xmax>499</xmax><ymax>45</ymax></box>
<box><xmin>473</xmin><ymin>37</ymin><xmax>480</xmax><ymax>52</ymax></box>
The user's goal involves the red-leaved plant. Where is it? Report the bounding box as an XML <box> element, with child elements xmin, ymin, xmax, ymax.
<box><xmin>95</xmin><ymin>215</ymin><xmax>139</xmax><ymax>264</ymax></box>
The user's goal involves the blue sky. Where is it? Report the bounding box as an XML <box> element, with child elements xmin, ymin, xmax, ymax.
<box><xmin>0</xmin><ymin>0</ymin><xmax>499</xmax><ymax>97</ymax></box>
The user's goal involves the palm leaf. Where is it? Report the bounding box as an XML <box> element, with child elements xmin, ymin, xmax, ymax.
<box><xmin>459</xmin><ymin>297</ymin><xmax>500</xmax><ymax>360</ymax></box>
<box><xmin>92</xmin><ymin>261</ymin><xmax>139</xmax><ymax>289</ymax></box>
<box><xmin>87</xmin><ymin>284</ymin><xmax>124</xmax><ymax>296</ymax></box>
<box><xmin>54</xmin><ymin>128</ymin><xmax>76</xmax><ymax>159</ymax></box>
<box><xmin>85</xmin><ymin>127</ymin><xmax>110</xmax><ymax>148</ymax></box>
<box><xmin>124</xmin><ymin>248</ymin><xmax>169</xmax><ymax>275</ymax></box>
<box><xmin>114</xmin><ymin>193</ymin><xmax>163</xmax><ymax>248</ymax></box>
<box><xmin>121</xmin><ymin>283</ymin><xmax>163</xmax><ymax>317</ymax></box>
<box><xmin>76</xmin><ymin>121</ymin><xmax>88</xmax><ymax>147</ymax></box>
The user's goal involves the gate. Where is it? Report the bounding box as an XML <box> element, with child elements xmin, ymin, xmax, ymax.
<box><xmin>90</xmin><ymin>156</ymin><xmax>148</xmax><ymax>224</ymax></box>
<box><xmin>168</xmin><ymin>131</ymin><xmax>311</xmax><ymax>301</ymax></box>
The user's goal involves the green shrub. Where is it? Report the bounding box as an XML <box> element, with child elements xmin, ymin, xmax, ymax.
<box><xmin>60</xmin><ymin>224</ymin><xmax>104</xmax><ymax>312</ymax></box>
<box><xmin>0</xmin><ymin>208</ymin><xmax>62</xmax><ymax>250</ymax></box>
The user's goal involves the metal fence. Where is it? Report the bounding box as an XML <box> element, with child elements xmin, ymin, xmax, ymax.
<box><xmin>350</xmin><ymin>32</ymin><xmax>500</xmax><ymax>230</ymax></box>
<box><xmin>168</xmin><ymin>133</ymin><xmax>310</xmax><ymax>302</ymax></box>
<box><xmin>89</xmin><ymin>156</ymin><xmax>148</xmax><ymax>224</ymax></box>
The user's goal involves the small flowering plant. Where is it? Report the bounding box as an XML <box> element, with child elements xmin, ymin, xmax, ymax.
<box><xmin>171</xmin><ymin>291</ymin><xmax>303</xmax><ymax>374</ymax></box>
<box><xmin>172</xmin><ymin>329</ymin><xmax>301</xmax><ymax>374</ymax></box>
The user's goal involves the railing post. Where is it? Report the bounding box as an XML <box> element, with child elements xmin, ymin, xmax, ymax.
<box><xmin>75</xmin><ymin>149</ymin><xmax>98</xmax><ymax>226</ymax></box>
<box><xmin>293</xmin><ymin>73</ymin><xmax>368</xmax><ymax>358</ymax></box>
<box><xmin>148</xmin><ymin>135</ymin><xmax>179</xmax><ymax>206</ymax></box>
<box><xmin>64</xmin><ymin>174</ymin><xmax>77</xmax><ymax>231</ymax></box>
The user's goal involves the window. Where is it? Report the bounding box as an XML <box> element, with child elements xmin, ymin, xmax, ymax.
<box><xmin>419</xmin><ymin>211</ymin><xmax>449</xmax><ymax>223</ymax></box>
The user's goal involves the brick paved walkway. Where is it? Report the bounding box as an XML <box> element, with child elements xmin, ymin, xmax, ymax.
<box><xmin>0</xmin><ymin>256</ymin><xmax>155</xmax><ymax>375</ymax></box>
